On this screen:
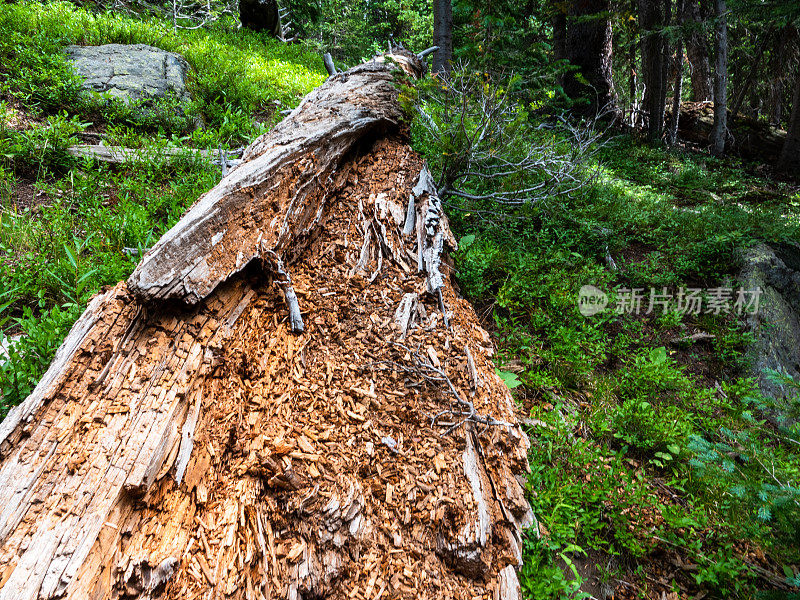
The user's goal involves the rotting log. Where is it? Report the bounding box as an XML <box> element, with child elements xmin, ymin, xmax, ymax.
<box><xmin>672</xmin><ymin>101</ymin><xmax>787</xmax><ymax>162</ymax></box>
<box><xmin>65</xmin><ymin>144</ymin><xmax>243</xmax><ymax>169</ymax></box>
<box><xmin>0</xmin><ymin>52</ymin><xmax>534</xmax><ymax>600</ymax></box>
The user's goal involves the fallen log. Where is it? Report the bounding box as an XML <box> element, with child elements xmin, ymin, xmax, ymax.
<box><xmin>0</xmin><ymin>52</ymin><xmax>534</xmax><ymax>600</ymax></box>
<box><xmin>672</xmin><ymin>101</ymin><xmax>787</xmax><ymax>162</ymax></box>
<box><xmin>66</xmin><ymin>144</ymin><xmax>242</xmax><ymax>168</ymax></box>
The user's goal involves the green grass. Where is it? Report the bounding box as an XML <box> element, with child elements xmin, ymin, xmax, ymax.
<box><xmin>0</xmin><ymin>0</ymin><xmax>326</xmax><ymax>144</ymax></box>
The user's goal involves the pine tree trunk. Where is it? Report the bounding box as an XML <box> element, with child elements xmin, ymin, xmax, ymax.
<box><xmin>0</xmin><ymin>55</ymin><xmax>533</xmax><ymax>600</ymax></box>
<box><xmin>629</xmin><ymin>0</ymin><xmax>640</xmax><ymax>126</ymax></box>
<box><xmin>667</xmin><ymin>0</ymin><xmax>685</xmax><ymax>145</ymax></box>
<box><xmin>683</xmin><ymin>0</ymin><xmax>712</xmax><ymax>101</ymax></box>
<box><xmin>432</xmin><ymin>0</ymin><xmax>453</xmax><ymax>74</ymax></box>
<box><xmin>659</xmin><ymin>0</ymin><xmax>672</xmax><ymax>130</ymax></box>
<box><xmin>730</xmin><ymin>30</ymin><xmax>771</xmax><ymax>118</ymax></box>
<box><xmin>710</xmin><ymin>0</ymin><xmax>727</xmax><ymax>156</ymax></box>
<box><xmin>777</xmin><ymin>65</ymin><xmax>800</xmax><ymax>173</ymax></box>
<box><xmin>768</xmin><ymin>25</ymin><xmax>797</xmax><ymax>127</ymax></box>
<box><xmin>640</xmin><ymin>0</ymin><xmax>667</xmax><ymax>140</ymax></box>
<box><xmin>563</xmin><ymin>0</ymin><xmax>617</xmax><ymax>116</ymax></box>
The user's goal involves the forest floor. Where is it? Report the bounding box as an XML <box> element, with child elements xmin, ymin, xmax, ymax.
<box><xmin>2</xmin><ymin>2</ymin><xmax>800</xmax><ymax>599</ymax></box>
<box><xmin>446</xmin><ymin>137</ymin><xmax>800</xmax><ymax>598</ymax></box>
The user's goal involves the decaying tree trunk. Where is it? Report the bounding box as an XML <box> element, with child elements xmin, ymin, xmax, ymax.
<box><xmin>670</xmin><ymin>101</ymin><xmax>787</xmax><ymax>162</ymax></box>
<box><xmin>0</xmin><ymin>54</ymin><xmax>534</xmax><ymax>600</ymax></box>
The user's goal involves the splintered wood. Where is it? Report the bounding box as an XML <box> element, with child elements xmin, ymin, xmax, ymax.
<box><xmin>0</xmin><ymin>58</ymin><xmax>533</xmax><ymax>600</ymax></box>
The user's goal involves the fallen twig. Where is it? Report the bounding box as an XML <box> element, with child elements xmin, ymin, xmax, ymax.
<box><xmin>376</xmin><ymin>341</ymin><xmax>512</xmax><ymax>435</ymax></box>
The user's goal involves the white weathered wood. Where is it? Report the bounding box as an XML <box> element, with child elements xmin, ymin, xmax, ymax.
<box><xmin>128</xmin><ymin>63</ymin><xmax>404</xmax><ymax>305</ymax></box>
<box><xmin>465</xmin><ymin>345</ymin><xmax>480</xmax><ymax>392</ymax></box>
<box><xmin>262</xmin><ymin>249</ymin><xmax>304</xmax><ymax>333</ymax></box>
<box><xmin>66</xmin><ymin>144</ymin><xmax>240</xmax><ymax>167</ymax></box>
<box><xmin>394</xmin><ymin>293</ymin><xmax>418</xmax><ymax>339</ymax></box>
<box><xmin>174</xmin><ymin>393</ymin><xmax>202</xmax><ymax>485</ymax></box>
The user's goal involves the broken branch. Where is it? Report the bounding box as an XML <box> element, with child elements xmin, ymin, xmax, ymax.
<box><xmin>262</xmin><ymin>248</ymin><xmax>304</xmax><ymax>333</ymax></box>
<box><xmin>323</xmin><ymin>52</ymin><xmax>336</xmax><ymax>76</ymax></box>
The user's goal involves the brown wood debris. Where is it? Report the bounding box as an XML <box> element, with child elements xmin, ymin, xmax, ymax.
<box><xmin>0</xmin><ymin>57</ymin><xmax>533</xmax><ymax>600</ymax></box>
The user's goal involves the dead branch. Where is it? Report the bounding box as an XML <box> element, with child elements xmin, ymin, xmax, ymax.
<box><xmin>323</xmin><ymin>53</ymin><xmax>336</xmax><ymax>76</ymax></box>
<box><xmin>261</xmin><ymin>248</ymin><xmax>304</xmax><ymax>333</ymax></box>
<box><xmin>378</xmin><ymin>342</ymin><xmax>512</xmax><ymax>436</ymax></box>
<box><xmin>417</xmin><ymin>46</ymin><xmax>439</xmax><ymax>60</ymax></box>
<box><xmin>66</xmin><ymin>144</ymin><xmax>243</xmax><ymax>167</ymax></box>
<box><xmin>416</xmin><ymin>64</ymin><xmax>611</xmax><ymax>210</ymax></box>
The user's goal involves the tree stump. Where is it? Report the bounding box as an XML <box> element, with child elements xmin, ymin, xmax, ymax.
<box><xmin>0</xmin><ymin>55</ymin><xmax>533</xmax><ymax>600</ymax></box>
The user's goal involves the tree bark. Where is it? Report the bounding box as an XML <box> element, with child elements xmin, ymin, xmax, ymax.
<box><xmin>667</xmin><ymin>0</ymin><xmax>685</xmax><ymax>145</ymax></box>
<box><xmin>768</xmin><ymin>25</ymin><xmax>797</xmax><ymax>127</ymax></box>
<box><xmin>683</xmin><ymin>0</ymin><xmax>712</xmax><ymax>101</ymax></box>
<box><xmin>660</xmin><ymin>0</ymin><xmax>673</xmax><ymax>130</ymax></box>
<box><xmin>563</xmin><ymin>0</ymin><xmax>617</xmax><ymax>116</ymax></box>
<box><xmin>432</xmin><ymin>0</ymin><xmax>453</xmax><ymax>74</ymax></box>
<box><xmin>0</xmin><ymin>54</ymin><xmax>534</xmax><ymax>600</ymax></box>
<box><xmin>639</xmin><ymin>0</ymin><xmax>667</xmax><ymax>140</ymax></box>
<box><xmin>709</xmin><ymin>0</ymin><xmax>727</xmax><ymax>156</ymax></box>
<box><xmin>730</xmin><ymin>30</ymin><xmax>771</xmax><ymax>119</ymax></box>
<box><xmin>628</xmin><ymin>0</ymin><xmax>640</xmax><ymax>126</ymax></box>
<box><xmin>777</xmin><ymin>64</ymin><xmax>800</xmax><ymax>173</ymax></box>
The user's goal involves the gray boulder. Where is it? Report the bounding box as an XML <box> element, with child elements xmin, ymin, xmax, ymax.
<box><xmin>739</xmin><ymin>242</ymin><xmax>800</xmax><ymax>401</ymax></box>
<box><xmin>65</xmin><ymin>44</ymin><xmax>191</xmax><ymax>107</ymax></box>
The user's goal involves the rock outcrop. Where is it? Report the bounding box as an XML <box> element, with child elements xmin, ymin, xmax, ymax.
<box><xmin>739</xmin><ymin>242</ymin><xmax>800</xmax><ymax>401</ymax></box>
<box><xmin>66</xmin><ymin>44</ymin><xmax>191</xmax><ymax>107</ymax></box>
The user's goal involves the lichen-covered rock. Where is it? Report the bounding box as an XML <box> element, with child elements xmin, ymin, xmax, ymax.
<box><xmin>65</xmin><ymin>44</ymin><xmax>191</xmax><ymax>107</ymax></box>
<box><xmin>739</xmin><ymin>242</ymin><xmax>800</xmax><ymax>400</ymax></box>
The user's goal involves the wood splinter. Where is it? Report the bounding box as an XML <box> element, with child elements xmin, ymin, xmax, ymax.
<box><xmin>262</xmin><ymin>248</ymin><xmax>304</xmax><ymax>333</ymax></box>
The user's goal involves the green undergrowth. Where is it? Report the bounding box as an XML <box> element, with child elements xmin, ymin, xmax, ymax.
<box><xmin>431</xmin><ymin>134</ymin><xmax>800</xmax><ymax>597</ymax></box>
<box><xmin>0</xmin><ymin>0</ymin><xmax>326</xmax><ymax>145</ymax></box>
